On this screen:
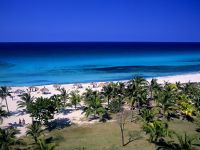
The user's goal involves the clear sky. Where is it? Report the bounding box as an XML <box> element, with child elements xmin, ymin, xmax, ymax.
<box><xmin>0</xmin><ymin>0</ymin><xmax>200</xmax><ymax>42</ymax></box>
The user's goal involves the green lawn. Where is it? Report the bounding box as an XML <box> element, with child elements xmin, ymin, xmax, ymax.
<box><xmin>51</xmin><ymin>122</ymin><xmax>155</xmax><ymax>150</ymax></box>
<box><xmin>21</xmin><ymin>119</ymin><xmax>200</xmax><ymax>150</ymax></box>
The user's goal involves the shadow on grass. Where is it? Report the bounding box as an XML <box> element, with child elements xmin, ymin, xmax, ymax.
<box><xmin>154</xmin><ymin>138</ymin><xmax>200</xmax><ymax>150</ymax></box>
<box><xmin>46</xmin><ymin>118</ymin><xmax>71</xmax><ymax>131</ymax></box>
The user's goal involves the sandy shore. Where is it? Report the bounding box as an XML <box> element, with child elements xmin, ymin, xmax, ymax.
<box><xmin>1</xmin><ymin>72</ymin><xmax>200</xmax><ymax>137</ymax></box>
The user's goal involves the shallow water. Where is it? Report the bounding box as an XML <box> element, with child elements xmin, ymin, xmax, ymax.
<box><xmin>0</xmin><ymin>42</ymin><xmax>200</xmax><ymax>86</ymax></box>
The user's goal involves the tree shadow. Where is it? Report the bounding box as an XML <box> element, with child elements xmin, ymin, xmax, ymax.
<box><xmin>123</xmin><ymin>131</ymin><xmax>144</xmax><ymax>146</ymax></box>
<box><xmin>195</xmin><ymin>128</ymin><xmax>200</xmax><ymax>132</ymax></box>
<box><xmin>154</xmin><ymin>138</ymin><xmax>177</xmax><ymax>150</ymax></box>
<box><xmin>46</xmin><ymin>118</ymin><xmax>71</xmax><ymax>131</ymax></box>
<box><xmin>9</xmin><ymin>110</ymin><xmax>21</xmax><ymax>116</ymax></box>
<box><xmin>60</xmin><ymin>108</ymin><xmax>74</xmax><ymax>115</ymax></box>
<box><xmin>8</xmin><ymin>122</ymin><xmax>23</xmax><ymax>128</ymax></box>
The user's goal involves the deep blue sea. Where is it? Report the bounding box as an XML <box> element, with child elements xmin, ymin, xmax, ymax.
<box><xmin>0</xmin><ymin>42</ymin><xmax>200</xmax><ymax>86</ymax></box>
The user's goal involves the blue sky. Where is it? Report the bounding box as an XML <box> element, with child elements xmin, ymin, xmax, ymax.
<box><xmin>0</xmin><ymin>0</ymin><xmax>200</xmax><ymax>42</ymax></box>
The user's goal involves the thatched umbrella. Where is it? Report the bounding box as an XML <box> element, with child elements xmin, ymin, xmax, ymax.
<box><xmin>98</xmin><ymin>82</ymin><xmax>105</xmax><ymax>87</ymax></box>
<box><xmin>28</xmin><ymin>86</ymin><xmax>39</xmax><ymax>92</ymax></box>
<box><xmin>40</xmin><ymin>87</ymin><xmax>50</xmax><ymax>94</ymax></box>
<box><xmin>14</xmin><ymin>89</ymin><xmax>25</xmax><ymax>95</ymax></box>
<box><xmin>53</xmin><ymin>84</ymin><xmax>61</xmax><ymax>90</ymax></box>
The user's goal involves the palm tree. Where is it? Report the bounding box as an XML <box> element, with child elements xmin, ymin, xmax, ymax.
<box><xmin>28</xmin><ymin>97</ymin><xmax>57</xmax><ymax>124</ymax></box>
<box><xmin>101</xmin><ymin>83</ymin><xmax>114</xmax><ymax>107</ymax></box>
<box><xmin>17</xmin><ymin>92</ymin><xmax>34</xmax><ymax>112</ymax></box>
<box><xmin>178</xmin><ymin>101</ymin><xmax>195</xmax><ymax>119</ymax></box>
<box><xmin>0</xmin><ymin>127</ymin><xmax>20</xmax><ymax>150</ymax></box>
<box><xmin>127</xmin><ymin>76</ymin><xmax>148</xmax><ymax>108</ymax></box>
<box><xmin>142</xmin><ymin>120</ymin><xmax>172</xmax><ymax>142</ymax></box>
<box><xmin>149</xmin><ymin>79</ymin><xmax>161</xmax><ymax>100</ymax></box>
<box><xmin>140</xmin><ymin>108</ymin><xmax>155</xmax><ymax>123</ymax></box>
<box><xmin>69</xmin><ymin>90</ymin><xmax>81</xmax><ymax>109</ymax></box>
<box><xmin>0</xmin><ymin>86</ymin><xmax>11</xmax><ymax>113</ymax></box>
<box><xmin>0</xmin><ymin>106</ymin><xmax>7</xmax><ymax>124</ymax></box>
<box><xmin>156</xmin><ymin>83</ymin><xmax>178</xmax><ymax>119</ymax></box>
<box><xmin>82</xmin><ymin>88</ymin><xmax>94</xmax><ymax>105</ymax></box>
<box><xmin>84</xmin><ymin>91</ymin><xmax>106</xmax><ymax>119</ymax></box>
<box><xmin>159</xmin><ymin>133</ymin><xmax>198</xmax><ymax>150</ymax></box>
<box><xmin>59</xmin><ymin>88</ymin><xmax>69</xmax><ymax>107</ymax></box>
<box><xmin>157</xmin><ymin>90</ymin><xmax>176</xmax><ymax>119</ymax></box>
<box><xmin>50</xmin><ymin>95</ymin><xmax>62</xmax><ymax>112</ymax></box>
<box><xmin>115</xmin><ymin>82</ymin><xmax>126</xmax><ymax>109</ymax></box>
<box><xmin>126</xmin><ymin>76</ymin><xmax>148</xmax><ymax>120</ymax></box>
<box><xmin>37</xmin><ymin>138</ymin><xmax>56</xmax><ymax>150</ymax></box>
<box><xmin>26</xmin><ymin>122</ymin><xmax>43</xmax><ymax>144</ymax></box>
<box><xmin>176</xmin><ymin>81</ymin><xmax>183</xmax><ymax>91</ymax></box>
<box><xmin>107</xmin><ymin>82</ymin><xmax>125</xmax><ymax>112</ymax></box>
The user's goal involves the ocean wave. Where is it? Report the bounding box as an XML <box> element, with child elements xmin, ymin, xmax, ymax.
<box><xmin>83</xmin><ymin>64</ymin><xmax>200</xmax><ymax>73</ymax></box>
<box><xmin>0</xmin><ymin>61</ymin><xmax>15</xmax><ymax>68</ymax></box>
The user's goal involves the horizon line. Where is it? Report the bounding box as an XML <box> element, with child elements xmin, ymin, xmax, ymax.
<box><xmin>0</xmin><ymin>41</ymin><xmax>200</xmax><ymax>43</ymax></box>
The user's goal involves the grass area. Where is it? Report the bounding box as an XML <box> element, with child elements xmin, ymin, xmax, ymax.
<box><xmin>51</xmin><ymin>122</ymin><xmax>154</xmax><ymax>150</ymax></box>
<box><xmin>22</xmin><ymin>119</ymin><xmax>200</xmax><ymax>150</ymax></box>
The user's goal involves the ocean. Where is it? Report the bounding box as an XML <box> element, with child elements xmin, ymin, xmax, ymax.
<box><xmin>0</xmin><ymin>42</ymin><xmax>200</xmax><ymax>86</ymax></box>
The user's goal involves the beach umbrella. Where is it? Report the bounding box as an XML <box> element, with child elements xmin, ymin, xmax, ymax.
<box><xmin>98</xmin><ymin>82</ymin><xmax>105</xmax><ymax>87</ymax></box>
<box><xmin>14</xmin><ymin>89</ymin><xmax>25</xmax><ymax>95</ymax></box>
<box><xmin>53</xmin><ymin>84</ymin><xmax>61</xmax><ymax>90</ymax></box>
<box><xmin>29</xmin><ymin>86</ymin><xmax>39</xmax><ymax>92</ymax></box>
<box><xmin>40</xmin><ymin>87</ymin><xmax>50</xmax><ymax>94</ymax></box>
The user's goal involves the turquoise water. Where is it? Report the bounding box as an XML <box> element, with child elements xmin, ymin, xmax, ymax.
<box><xmin>0</xmin><ymin>42</ymin><xmax>200</xmax><ymax>86</ymax></box>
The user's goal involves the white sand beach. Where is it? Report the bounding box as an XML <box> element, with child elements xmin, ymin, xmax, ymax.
<box><xmin>1</xmin><ymin>72</ymin><xmax>200</xmax><ymax>137</ymax></box>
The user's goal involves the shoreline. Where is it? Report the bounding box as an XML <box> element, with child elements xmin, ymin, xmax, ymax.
<box><xmin>6</xmin><ymin>71</ymin><xmax>200</xmax><ymax>88</ymax></box>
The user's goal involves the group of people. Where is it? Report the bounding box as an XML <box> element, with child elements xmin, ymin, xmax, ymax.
<box><xmin>19</xmin><ymin>118</ymin><xmax>26</xmax><ymax>126</ymax></box>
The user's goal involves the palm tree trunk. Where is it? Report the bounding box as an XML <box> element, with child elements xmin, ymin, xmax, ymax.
<box><xmin>120</xmin><ymin>124</ymin><xmax>125</xmax><ymax>146</ymax></box>
<box><xmin>150</xmin><ymin>90</ymin><xmax>153</xmax><ymax>100</ymax></box>
<box><xmin>107</xmin><ymin>97</ymin><xmax>110</xmax><ymax>107</ymax></box>
<box><xmin>0</xmin><ymin>99</ymin><xmax>3</xmax><ymax>105</ymax></box>
<box><xmin>137</xmin><ymin>100</ymin><xmax>141</xmax><ymax>114</ymax></box>
<box><xmin>5</xmin><ymin>98</ymin><xmax>9</xmax><ymax>113</ymax></box>
<box><xmin>131</xmin><ymin>101</ymin><xmax>134</xmax><ymax>122</ymax></box>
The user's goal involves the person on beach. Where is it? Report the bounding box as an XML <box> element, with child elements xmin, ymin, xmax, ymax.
<box><xmin>22</xmin><ymin>118</ymin><xmax>25</xmax><ymax>125</ymax></box>
<box><xmin>19</xmin><ymin>118</ymin><xmax>22</xmax><ymax>126</ymax></box>
<box><xmin>14</xmin><ymin>122</ymin><xmax>17</xmax><ymax>128</ymax></box>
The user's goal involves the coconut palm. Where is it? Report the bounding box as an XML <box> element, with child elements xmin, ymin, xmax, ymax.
<box><xmin>157</xmin><ymin>91</ymin><xmax>176</xmax><ymax>119</ymax></box>
<box><xmin>83</xmin><ymin>88</ymin><xmax>96</xmax><ymax>105</ymax></box>
<box><xmin>84</xmin><ymin>91</ymin><xmax>106</xmax><ymax>119</ymax></box>
<box><xmin>69</xmin><ymin>90</ymin><xmax>81</xmax><ymax>109</ymax></box>
<box><xmin>140</xmin><ymin>108</ymin><xmax>155</xmax><ymax>123</ymax></box>
<box><xmin>178</xmin><ymin>101</ymin><xmax>195</xmax><ymax>119</ymax></box>
<box><xmin>142</xmin><ymin>120</ymin><xmax>172</xmax><ymax>142</ymax></box>
<box><xmin>157</xmin><ymin>83</ymin><xmax>178</xmax><ymax>119</ymax></box>
<box><xmin>126</xmin><ymin>76</ymin><xmax>148</xmax><ymax>109</ymax></box>
<box><xmin>17</xmin><ymin>92</ymin><xmax>34</xmax><ymax>112</ymax></box>
<box><xmin>149</xmin><ymin>79</ymin><xmax>161</xmax><ymax>100</ymax></box>
<box><xmin>126</xmin><ymin>76</ymin><xmax>148</xmax><ymax>121</ymax></box>
<box><xmin>26</xmin><ymin>122</ymin><xmax>43</xmax><ymax>144</ymax></box>
<box><xmin>50</xmin><ymin>95</ymin><xmax>63</xmax><ymax>112</ymax></box>
<box><xmin>174</xmin><ymin>133</ymin><xmax>197</xmax><ymax>150</ymax></box>
<box><xmin>183</xmin><ymin>82</ymin><xmax>199</xmax><ymax>100</ymax></box>
<box><xmin>101</xmin><ymin>83</ymin><xmax>114</xmax><ymax>107</ymax></box>
<box><xmin>0</xmin><ymin>86</ymin><xmax>11</xmax><ymax>113</ymax></box>
<box><xmin>109</xmin><ymin>82</ymin><xmax>126</xmax><ymax>112</ymax></box>
<box><xmin>28</xmin><ymin>97</ymin><xmax>57</xmax><ymax>124</ymax></box>
<box><xmin>175</xmin><ymin>81</ymin><xmax>183</xmax><ymax>91</ymax></box>
<box><xmin>0</xmin><ymin>127</ymin><xmax>20</xmax><ymax>150</ymax></box>
<box><xmin>59</xmin><ymin>88</ymin><xmax>69</xmax><ymax>107</ymax></box>
<box><xmin>0</xmin><ymin>106</ymin><xmax>7</xmax><ymax>124</ymax></box>
<box><xmin>37</xmin><ymin>138</ymin><xmax>56</xmax><ymax>150</ymax></box>
<box><xmin>158</xmin><ymin>133</ymin><xmax>198</xmax><ymax>150</ymax></box>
